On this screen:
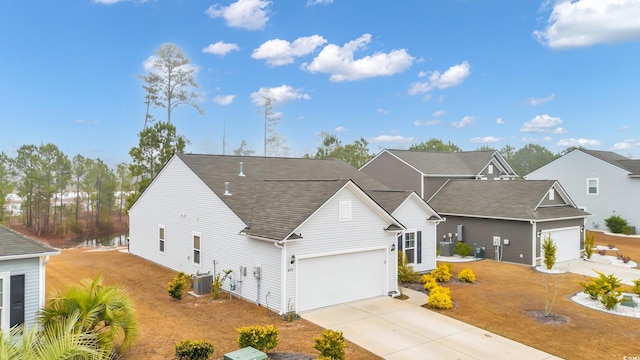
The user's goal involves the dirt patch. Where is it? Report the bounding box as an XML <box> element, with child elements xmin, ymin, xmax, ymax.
<box><xmin>524</xmin><ymin>310</ymin><xmax>570</xmax><ymax>325</ymax></box>
<box><xmin>46</xmin><ymin>248</ymin><xmax>379</xmax><ymax>360</ymax></box>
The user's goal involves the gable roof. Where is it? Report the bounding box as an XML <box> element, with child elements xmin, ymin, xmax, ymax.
<box><xmin>376</xmin><ymin>149</ymin><xmax>517</xmax><ymax>178</ymax></box>
<box><xmin>176</xmin><ymin>154</ymin><xmax>404</xmax><ymax>241</ymax></box>
<box><xmin>428</xmin><ymin>179</ymin><xmax>589</xmax><ymax>221</ymax></box>
<box><xmin>580</xmin><ymin>149</ymin><xmax>640</xmax><ymax>175</ymax></box>
<box><xmin>0</xmin><ymin>225</ymin><xmax>59</xmax><ymax>260</ymax></box>
<box><xmin>366</xmin><ymin>189</ymin><xmax>443</xmax><ymax>221</ymax></box>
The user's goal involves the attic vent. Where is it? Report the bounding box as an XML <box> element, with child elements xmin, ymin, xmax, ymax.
<box><xmin>224</xmin><ymin>182</ymin><xmax>232</xmax><ymax>196</ymax></box>
<box><xmin>239</xmin><ymin>162</ymin><xmax>245</xmax><ymax>177</ymax></box>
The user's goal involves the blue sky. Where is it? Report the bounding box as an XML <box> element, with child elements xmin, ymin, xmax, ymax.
<box><xmin>1</xmin><ymin>0</ymin><xmax>640</xmax><ymax>166</ymax></box>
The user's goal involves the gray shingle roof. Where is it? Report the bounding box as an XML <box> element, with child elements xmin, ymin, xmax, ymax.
<box><xmin>428</xmin><ymin>180</ymin><xmax>589</xmax><ymax>221</ymax></box>
<box><xmin>0</xmin><ymin>225</ymin><xmax>60</xmax><ymax>259</ymax></box>
<box><xmin>386</xmin><ymin>149</ymin><xmax>514</xmax><ymax>177</ymax></box>
<box><xmin>176</xmin><ymin>154</ymin><xmax>402</xmax><ymax>240</ymax></box>
<box><xmin>581</xmin><ymin>149</ymin><xmax>640</xmax><ymax>175</ymax></box>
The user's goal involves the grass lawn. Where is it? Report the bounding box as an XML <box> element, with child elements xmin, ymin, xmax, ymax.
<box><xmin>436</xmin><ymin>231</ymin><xmax>640</xmax><ymax>360</ymax></box>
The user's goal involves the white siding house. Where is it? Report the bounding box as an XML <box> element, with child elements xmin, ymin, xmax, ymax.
<box><xmin>525</xmin><ymin>149</ymin><xmax>640</xmax><ymax>232</ymax></box>
<box><xmin>129</xmin><ymin>154</ymin><xmax>442</xmax><ymax>313</ymax></box>
<box><xmin>0</xmin><ymin>225</ymin><xmax>59</xmax><ymax>330</ymax></box>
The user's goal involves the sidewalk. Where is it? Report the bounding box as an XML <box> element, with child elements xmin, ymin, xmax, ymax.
<box><xmin>301</xmin><ymin>288</ymin><xmax>560</xmax><ymax>360</ymax></box>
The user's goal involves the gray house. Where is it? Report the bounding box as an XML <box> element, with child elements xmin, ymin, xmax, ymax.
<box><xmin>428</xmin><ymin>180</ymin><xmax>590</xmax><ymax>266</ymax></box>
<box><xmin>525</xmin><ymin>149</ymin><xmax>640</xmax><ymax>233</ymax></box>
<box><xmin>360</xmin><ymin>149</ymin><xmax>518</xmax><ymax>199</ymax></box>
<box><xmin>129</xmin><ymin>154</ymin><xmax>442</xmax><ymax>313</ymax></box>
<box><xmin>0</xmin><ymin>225</ymin><xmax>59</xmax><ymax>330</ymax></box>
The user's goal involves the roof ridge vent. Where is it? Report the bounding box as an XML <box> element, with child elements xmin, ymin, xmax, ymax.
<box><xmin>239</xmin><ymin>162</ymin><xmax>245</xmax><ymax>177</ymax></box>
<box><xmin>224</xmin><ymin>181</ymin><xmax>232</xmax><ymax>196</ymax></box>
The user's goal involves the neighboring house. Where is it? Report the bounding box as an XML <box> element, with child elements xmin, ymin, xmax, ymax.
<box><xmin>129</xmin><ymin>154</ymin><xmax>442</xmax><ymax>313</ymax></box>
<box><xmin>360</xmin><ymin>149</ymin><xmax>518</xmax><ymax>199</ymax></box>
<box><xmin>428</xmin><ymin>180</ymin><xmax>590</xmax><ymax>266</ymax></box>
<box><xmin>0</xmin><ymin>225</ymin><xmax>59</xmax><ymax>330</ymax></box>
<box><xmin>525</xmin><ymin>149</ymin><xmax>640</xmax><ymax>233</ymax></box>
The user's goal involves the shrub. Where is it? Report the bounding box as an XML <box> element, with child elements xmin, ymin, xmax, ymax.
<box><xmin>579</xmin><ymin>271</ymin><xmax>623</xmax><ymax>309</ymax></box>
<box><xmin>604</xmin><ymin>215</ymin><xmax>629</xmax><ymax>234</ymax></box>
<box><xmin>458</xmin><ymin>268</ymin><xmax>476</xmax><ymax>283</ymax></box>
<box><xmin>584</xmin><ymin>235</ymin><xmax>594</xmax><ymax>259</ymax></box>
<box><xmin>212</xmin><ymin>269</ymin><xmax>233</xmax><ymax>300</ymax></box>
<box><xmin>633</xmin><ymin>279</ymin><xmax>640</xmax><ymax>295</ymax></box>
<box><xmin>175</xmin><ymin>339</ymin><xmax>214</xmax><ymax>360</ymax></box>
<box><xmin>313</xmin><ymin>329</ymin><xmax>346</xmax><ymax>360</ymax></box>
<box><xmin>597</xmin><ymin>249</ymin><xmax>607</xmax><ymax>256</ymax></box>
<box><xmin>608</xmin><ymin>243</ymin><xmax>616</xmax><ymax>250</ymax></box>
<box><xmin>398</xmin><ymin>251</ymin><xmax>419</xmax><ymax>283</ymax></box>
<box><xmin>542</xmin><ymin>234</ymin><xmax>557</xmax><ymax>270</ymax></box>
<box><xmin>622</xmin><ymin>226</ymin><xmax>634</xmax><ymax>235</ymax></box>
<box><xmin>430</xmin><ymin>264</ymin><xmax>452</xmax><ymax>282</ymax></box>
<box><xmin>421</xmin><ymin>275</ymin><xmax>438</xmax><ymax>291</ymax></box>
<box><xmin>168</xmin><ymin>272</ymin><xmax>189</xmax><ymax>300</ymax></box>
<box><xmin>427</xmin><ymin>286</ymin><xmax>453</xmax><ymax>309</ymax></box>
<box><xmin>454</xmin><ymin>242</ymin><xmax>472</xmax><ymax>258</ymax></box>
<box><xmin>600</xmin><ymin>292</ymin><xmax>622</xmax><ymax>310</ymax></box>
<box><xmin>237</xmin><ymin>325</ymin><xmax>279</xmax><ymax>353</ymax></box>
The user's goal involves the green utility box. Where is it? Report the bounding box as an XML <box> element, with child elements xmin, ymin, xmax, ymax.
<box><xmin>223</xmin><ymin>346</ymin><xmax>267</xmax><ymax>360</ymax></box>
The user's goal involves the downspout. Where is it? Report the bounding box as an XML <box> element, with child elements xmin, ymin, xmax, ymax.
<box><xmin>273</xmin><ymin>241</ymin><xmax>286</xmax><ymax>315</ymax></box>
<box><xmin>530</xmin><ymin>220</ymin><xmax>537</xmax><ymax>268</ymax></box>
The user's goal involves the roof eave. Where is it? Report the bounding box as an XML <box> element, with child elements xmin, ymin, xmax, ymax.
<box><xmin>0</xmin><ymin>250</ymin><xmax>60</xmax><ymax>261</ymax></box>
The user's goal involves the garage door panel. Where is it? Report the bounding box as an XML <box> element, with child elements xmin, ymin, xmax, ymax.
<box><xmin>541</xmin><ymin>227</ymin><xmax>580</xmax><ymax>263</ymax></box>
<box><xmin>297</xmin><ymin>250</ymin><xmax>385</xmax><ymax>312</ymax></box>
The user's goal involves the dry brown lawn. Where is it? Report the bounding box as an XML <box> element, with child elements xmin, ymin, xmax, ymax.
<box><xmin>45</xmin><ymin>231</ymin><xmax>640</xmax><ymax>359</ymax></box>
<box><xmin>436</xmin><ymin>231</ymin><xmax>640</xmax><ymax>360</ymax></box>
<box><xmin>46</xmin><ymin>249</ymin><xmax>379</xmax><ymax>360</ymax></box>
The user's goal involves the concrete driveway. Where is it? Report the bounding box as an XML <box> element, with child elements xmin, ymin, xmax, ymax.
<box><xmin>301</xmin><ymin>288</ymin><xmax>560</xmax><ymax>360</ymax></box>
<box><xmin>565</xmin><ymin>258</ymin><xmax>640</xmax><ymax>285</ymax></box>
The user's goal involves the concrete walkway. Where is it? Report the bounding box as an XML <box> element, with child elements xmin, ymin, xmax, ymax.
<box><xmin>301</xmin><ymin>288</ymin><xmax>560</xmax><ymax>360</ymax></box>
<box><xmin>565</xmin><ymin>258</ymin><xmax>640</xmax><ymax>285</ymax></box>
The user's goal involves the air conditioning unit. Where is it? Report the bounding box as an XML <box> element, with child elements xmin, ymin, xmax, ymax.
<box><xmin>193</xmin><ymin>273</ymin><xmax>213</xmax><ymax>295</ymax></box>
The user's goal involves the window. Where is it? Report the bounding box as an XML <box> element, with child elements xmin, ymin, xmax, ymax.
<box><xmin>193</xmin><ymin>233</ymin><xmax>201</xmax><ymax>265</ymax></box>
<box><xmin>339</xmin><ymin>201</ymin><xmax>352</xmax><ymax>221</ymax></box>
<box><xmin>0</xmin><ymin>272</ymin><xmax>8</xmax><ymax>330</ymax></box>
<box><xmin>587</xmin><ymin>178</ymin><xmax>599</xmax><ymax>195</ymax></box>
<box><xmin>548</xmin><ymin>188</ymin><xmax>555</xmax><ymax>201</ymax></box>
<box><xmin>158</xmin><ymin>225</ymin><xmax>165</xmax><ymax>253</ymax></box>
<box><xmin>404</xmin><ymin>232</ymin><xmax>416</xmax><ymax>264</ymax></box>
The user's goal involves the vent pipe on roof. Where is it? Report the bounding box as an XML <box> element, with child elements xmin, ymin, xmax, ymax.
<box><xmin>239</xmin><ymin>162</ymin><xmax>245</xmax><ymax>177</ymax></box>
<box><xmin>224</xmin><ymin>182</ymin><xmax>232</xmax><ymax>196</ymax></box>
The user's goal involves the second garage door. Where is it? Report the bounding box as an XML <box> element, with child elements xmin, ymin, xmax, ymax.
<box><xmin>297</xmin><ymin>249</ymin><xmax>386</xmax><ymax>312</ymax></box>
<box><xmin>541</xmin><ymin>227</ymin><xmax>581</xmax><ymax>263</ymax></box>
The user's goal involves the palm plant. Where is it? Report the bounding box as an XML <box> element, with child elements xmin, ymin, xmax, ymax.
<box><xmin>40</xmin><ymin>275</ymin><xmax>138</xmax><ymax>352</ymax></box>
<box><xmin>0</xmin><ymin>311</ymin><xmax>111</xmax><ymax>360</ymax></box>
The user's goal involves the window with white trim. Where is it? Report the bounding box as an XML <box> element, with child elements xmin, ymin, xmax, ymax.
<box><xmin>0</xmin><ymin>272</ymin><xmax>9</xmax><ymax>330</ymax></box>
<box><xmin>158</xmin><ymin>225</ymin><xmax>165</xmax><ymax>254</ymax></box>
<box><xmin>587</xmin><ymin>178</ymin><xmax>599</xmax><ymax>195</ymax></box>
<box><xmin>193</xmin><ymin>233</ymin><xmax>201</xmax><ymax>265</ymax></box>
<box><xmin>404</xmin><ymin>232</ymin><xmax>416</xmax><ymax>264</ymax></box>
<box><xmin>339</xmin><ymin>201</ymin><xmax>352</xmax><ymax>221</ymax></box>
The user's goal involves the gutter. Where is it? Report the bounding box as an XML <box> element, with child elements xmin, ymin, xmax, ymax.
<box><xmin>0</xmin><ymin>250</ymin><xmax>60</xmax><ymax>261</ymax></box>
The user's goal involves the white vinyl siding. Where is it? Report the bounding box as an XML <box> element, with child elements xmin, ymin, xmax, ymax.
<box><xmin>587</xmin><ymin>178</ymin><xmax>598</xmax><ymax>195</ymax></box>
<box><xmin>391</xmin><ymin>196</ymin><xmax>438</xmax><ymax>272</ymax></box>
<box><xmin>0</xmin><ymin>272</ymin><xmax>8</xmax><ymax>330</ymax></box>
<box><xmin>158</xmin><ymin>225</ymin><xmax>165</xmax><ymax>254</ymax></box>
<box><xmin>0</xmin><ymin>258</ymin><xmax>42</xmax><ymax>330</ymax></box>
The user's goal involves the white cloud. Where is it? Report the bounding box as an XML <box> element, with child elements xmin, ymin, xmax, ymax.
<box><xmin>520</xmin><ymin>114</ymin><xmax>562</xmax><ymax>133</ymax></box>
<box><xmin>213</xmin><ymin>94</ymin><xmax>236</xmax><ymax>105</ymax></box>
<box><xmin>432</xmin><ymin>109</ymin><xmax>446</xmax><ymax>117</ymax></box>
<box><xmin>418</xmin><ymin>71</ymin><xmax>427</xmax><ymax>78</ymax></box>
<box><xmin>250</xmin><ymin>85</ymin><xmax>310</xmax><ymax>106</ymax></box>
<box><xmin>613</xmin><ymin>142</ymin><xmax>631</xmax><ymax>150</ymax></box>
<box><xmin>306</xmin><ymin>0</ymin><xmax>332</xmax><ymax>6</ymax></box>
<box><xmin>552</xmin><ymin>127</ymin><xmax>568</xmax><ymax>134</ymax></box>
<box><xmin>470</xmin><ymin>136</ymin><xmax>500</xmax><ymax>143</ymax></box>
<box><xmin>74</xmin><ymin>118</ymin><xmax>99</xmax><ymax>125</ymax></box>
<box><xmin>377</xmin><ymin>108</ymin><xmax>389</xmax><ymax>115</ymax></box>
<box><xmin>452</xmin><ymin>115</ymin><xmax>476</xmax><ymax>129</ymax></box>
<box><xmin>252</xmin><ymin>35</ymin><xmax>327</xmax><ymax>66</ymax></box>
<box><xmin>534</xmin><ymin>0</ymin><xmax>640</xmax><ymax>49</ymax></box>
<box><xmin>302</xmin><ymin>34</ymin><xmax>414</xmax><ymax>82</ymax></box>
<box><xmin>368</xmin><ymin>135</ymin><xmax>414</xmax><ymax>143</ymax></box>
<box><xmin>557</xmin><ymin>138</ymin><xmax>603</xmax><ymax>147</ymax></box>
<box><xmin>542</xmin><ymin>136</ymin><xmax>552</xmax><ymax>142</ymax></box>
<box><xmin>93</xmin><ymin>0</ymin><xmax>123</xmax><ymax>4</ymax></box>
<box><xmin>413</xmin><ymin>120</ymin><xmax>441</xmax><ymax>126</ymax></box>
<box><xmin>496</xmin><ymin>117</ymin><xmax>505</xmax><ymax>124</ymax></box>
<box><xmin>205</xmin><ymin>0</ymin><xmax>270</xmax><ymax>31</ymax></box>
<box><xmin>619</xmin><ymin>125</ymin><xmax>630</xmax><ymax>131</ymax></box>
<box><xmin>408</xmin><ymin>61</ymin><xmax>470</xmax><ymax>95</ymax></box>
<box><xmin>335</xmin><ymin>126</ymin><xmax>347</xmax><ymax>132</ymax></box>
<box><xmin>527</xmin><ymin>93</ymin><xmax>555</xmax><ymax>106</ymax></box>
<box><xmin>203</xmin><ymin>41</ymin><xmax>240</xmax><ymax>56</ymax></box>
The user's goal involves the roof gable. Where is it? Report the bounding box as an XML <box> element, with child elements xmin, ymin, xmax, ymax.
<box><xmin>0</xmin><ymin>225</ymin><xmax>59</xmax><ymax>259</ymax></box>
<box><xmin>581</xmin><ymin>149</ymin><xmax>640</xmax><ymax>175</ymax></box>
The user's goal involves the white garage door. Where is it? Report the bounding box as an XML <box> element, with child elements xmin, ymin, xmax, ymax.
<box><xmin>541</xmin><ymin>227</ymin><xmax>580</xmax><ymax>263</ymax></box>
<box><xmin>297</xmin><ymin>249</ymin><xmax>386</xmax><ymax>312</ymax></box>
